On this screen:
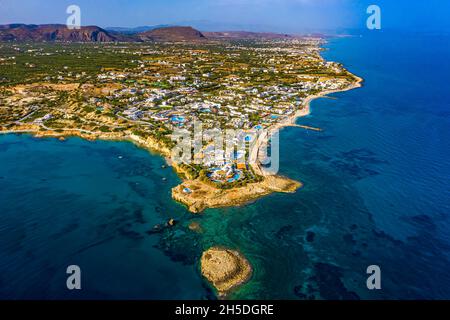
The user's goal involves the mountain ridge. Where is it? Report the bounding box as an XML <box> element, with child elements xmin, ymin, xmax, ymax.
<box><xmin>0</xmin><ymin>24</ymin><xmax>117</xmax><ymax>42</ymax></box>
<box><xmin>0</xmin><ymin>24</ymin><xmax>303</xmax><ymax>42</ymax></box>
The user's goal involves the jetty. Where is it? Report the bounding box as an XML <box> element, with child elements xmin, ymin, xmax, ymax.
<box><xmin>287</xmin><ymin>124</ymin><xmax>323</xmax><ymax>132</ymax></box>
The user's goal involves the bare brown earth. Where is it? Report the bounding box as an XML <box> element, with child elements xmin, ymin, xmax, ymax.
<box><xmin>201</xmin><ymin>247</ymin><xmax>252</xmax><ymax>297</ymax></box>
<box><xmin>172</xmin><ymin>175</ymin><xmax>301</xmax><ymax>213</ymax></box>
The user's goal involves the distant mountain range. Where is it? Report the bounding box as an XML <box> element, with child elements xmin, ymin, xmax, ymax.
<box><xmin>105</xmin><ymin>25</ymin><xmax>172</xmax><ymax>34</ymax></box>
<box><xmin>203</xmin><ymin>31</ymin><xmax>294</xmax><ymax>40</ymax></box>
<box><xmin>0</xmin><ymin>24</ymin><xmax>301</xmax><ymax>42</ymax></box>
<box><xmin>0</xmin><ymin>24</ymin><xmax>117</xmax><ymax>42</ymax></box>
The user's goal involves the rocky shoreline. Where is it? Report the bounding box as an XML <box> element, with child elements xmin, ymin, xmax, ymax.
<box><xmin>1</xmin><ymin>72</ymin><xmax>362</xmax><ymax>215</ymax></box>
<box><xmin>201</xmin><ymin>247</ymin><xmax>253</xmax><ymax>298</ymax></box>
<box><xmin>173</xmin><ymin>175</ymin><xmax>301</xmax><ymax>213</ymax></box>
<box><xmin>1</xmin><ymin>123</ymin><xmax>303</xmax><ymax>213</ymax></box>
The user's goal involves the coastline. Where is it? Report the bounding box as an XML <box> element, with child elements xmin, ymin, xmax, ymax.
<box><xmin>269</xmin><ymin>74</ymin><xmax>363</xmax><ymax>133</ymax></box>
<box><xmin>248</xmin><ymin>73</ymin><xmax>363</xmax><ymax>181</ymax></box>
<box><xmin>0</xmin><ymin>47</ymin><xmax>364</xmax><ymax>299</ymax></box>
<box><xmin>0</xmin><ymin>75</ymin><xmax>362</xmax><ymax>214</ymax></box>
<box><xmin>1</xmin><ymin>43</ymin><xmax>363</xmax><ymax>214</ymax></box>
<box><xmin>156</xmin><ymin>69</ymin><xmax>362</xmax><ymax>214</ymax></box>
<box><xmin>201</xmin><ymin>247</ymin><xmax>253</xmax><ymax>298</ymax></box>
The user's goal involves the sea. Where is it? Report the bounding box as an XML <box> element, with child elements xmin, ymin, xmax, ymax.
<box><xmin>1</xmin><ymin>30</ymin><xmax>449</xmax><ymax>299</ymax></box>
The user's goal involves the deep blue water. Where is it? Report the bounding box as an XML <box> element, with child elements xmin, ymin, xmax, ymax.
<box><xmin>1</xmin><ymin>31</ymin><xmax>450</xmax><ymax>299</ymax></box>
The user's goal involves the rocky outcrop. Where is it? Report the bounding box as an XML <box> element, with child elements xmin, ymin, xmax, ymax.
<box><xmin>201</xmin><ymin>247</ymin><xmax>252</xmax><ymax>297</ymax></box>
<box><xmin>172</xmin><ymin>175</ymin><xmax>302</xmax><ymax>213</ymax></box>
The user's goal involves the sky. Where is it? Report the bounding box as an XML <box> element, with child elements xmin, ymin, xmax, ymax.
<box><xmin>0</xmin><ymin>0</ymin><xmax>449</xmax><ymax>33</ymax></box>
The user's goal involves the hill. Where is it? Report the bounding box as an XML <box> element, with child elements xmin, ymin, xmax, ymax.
<box><xmin>138</xmin><ymin>26</ymin><xmax>206</xmax><ymax>42</ymax></box>
<box><xmin>0</xmin><ymin>24</ymin><xmax>303</xmax><ymax>42</ymax></box>
<box><xmin>0</xmin><ymin>24</ymin><xmax>117</xmax><ymax>42</ymax></box>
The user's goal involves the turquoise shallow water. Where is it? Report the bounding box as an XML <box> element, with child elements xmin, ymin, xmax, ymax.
<box><xmin>0</xmin><ymin>135</ymin><xmax>209</xmax><ymax>299</ymax></box>
<box><xmin>1</xmin><ymin>31</ymin><xmax>450</xmax><ymax>299</ymax></box>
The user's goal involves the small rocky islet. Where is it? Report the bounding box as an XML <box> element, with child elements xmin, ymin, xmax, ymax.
<box><xmin>200</xmin><ymin>247</ymin><xmax>253</xmax><ymax>297</ymax></box>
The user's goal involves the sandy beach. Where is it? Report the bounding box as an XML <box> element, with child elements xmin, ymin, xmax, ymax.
<box><xmin>250</xmin><ymin>74</ymin><xmax>363</xmax><ymax>177</ymax></box>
